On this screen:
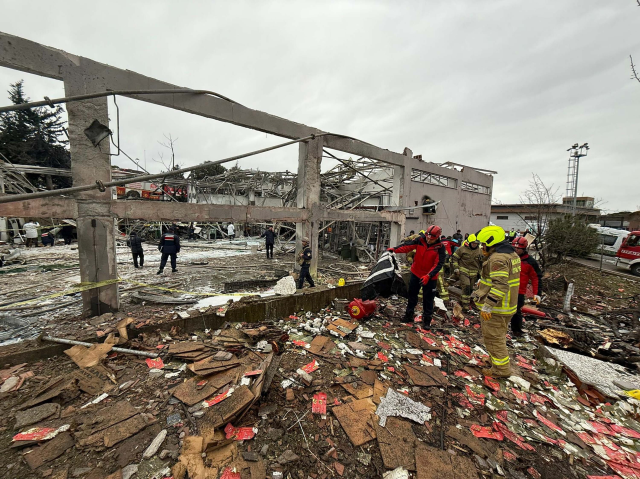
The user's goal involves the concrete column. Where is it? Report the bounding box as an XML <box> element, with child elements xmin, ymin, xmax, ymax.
<box><xmin>389</xmin><ymin>148</ymin><xmax>412</xmax><ymax>247</ymax></box>
<box><xmin>295</xmin><ymin>137</ymin><xmax>323</xmax><ymax>277</ymax></box>
<box><xmin>64</xmin><ymin>73</ymin><xmax>119</xmax><ymax>317</ymax></box>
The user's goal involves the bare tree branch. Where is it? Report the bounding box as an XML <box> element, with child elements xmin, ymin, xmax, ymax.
<box><xmin>631</xmin><ymin>55</ymin><xmax>640</xmax><ymax>83</ymax></box>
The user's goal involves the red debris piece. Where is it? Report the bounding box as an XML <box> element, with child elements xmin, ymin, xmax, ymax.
<box><xmin>454</xmin><ymin>370</ymin><xmax>472</xmax><ymax>379</ymax></box>
<box><xmin>377</xmin><ymin>342</ymin><xmax>391</xmax><ymax>350</ymax></box>
<box><xmin>534</xmin><ymin>410</ymin><xmax>564</xmax><ymax>434</ymax></box>
<box><xmin>13</xmin><ymin>427</ymin><xmax>58</xmax><ymax>442</ymax></box>
<box><xmin>529</xmin><ymin>393</ymin><xmax>550</xmax><ymax>405</ymax></box>
<box><xmin>493</xmin><ymin>422</ymin><xmax>535</xmax><ymax>451</ymax></box>
<box><xmin>377</xmin><ymin>352</ymin><xmax>389</xmax><ymax>363</ymax></box>
<box><xmin>471</xmin><ymin>424</ymin><xmax>504</xmax><ymax>440</ymax></box>
<box><xmin>203</xmin><ymin>389</ymin><xmax>233</xmax><ymax>408</ymax></box>
<box><xmin>578</xmin><ymin>432</ymin><xmax>597</xmax><ymax>445</ymax></box>
<box><xmin>301</xmin><ymin>360</ymin><xmax>319</xmax><ymax>374</ymax></box>
<box><xmin>511</xmin><ymin>388</ymin><xmax>528</xmax><ymax>403</ymax></box>
<box><xmin>243</xmin><ymin>370</ymin><xmax>263</xmax><ymax>377</ymax></box>
<box><xmin>220</xmin><ymin>468</ymin><xmax>241</xmax><ymax>479</ymax></box>
<box><xmin>453</xmin><ymin>393</ymin><xmax>474</xmax><ymax>409</ymax></box>
<box><xmin>606</xmin><ymin>461</ymin><xmax>640</xmax><ymax>479</ymax></box>
<box><xmin>527</xmin><ymin>467</ymin><xmax>541</xmax><ymax>479</ymax></box>
<box><xmin>224</xmin><ymin>423</ymin><xmax>256</xmax><ymax>441</ymax></box>
<box><xmin>610</xmin><ymin>424</ymin><xmax>640</xmax><ymax>439</ymax></box>
<box><xmin>312</xmin><ymin>393</ymin><xmax>327</xmax><ymax>415</ymax></box>
<box><xmin>146</xmin><ymin>358</ymin><xmax>164</xmax><ymax>369</ymax></box>
<box><xmin>334</xmin><ymin>462</ymin><xmax>345</xmax><ymax>476</ymax></box>
<box><xmin>503</xmin><ymin>450</ymin><xmax>518</xmax><ymax>462</ymax></box>
<box><xmin>484</xmin><ymin>376</ymin><xmax>500</xmax><ymax>392</ymax></box>
<box><xmin>421</xmin><ymin>354</ymin><xmax>434</xmax><ymax>365</ymax></box>
<box><xmin>495</xmin><ymin>410</ymin><xmax>508</xmax><ymax>422</ymax></box>
<box><xmin>473</xmin><ymin>324</ymin><xmax>481</xmax><ymax>329</ymax></box>
<box><xmin>589</xmin><ymin>421</ymin><xmax>615</xmax><ymax>436</ymax></box>
<box><xmin>387</xmin><ymin>367</ymin><xmax>395</xmax><ymax>372</ymax></box>
<box><xmin>464</xmin><ymin>319</ymin><xmax>470</xmax><ymax>327</ymax></box>
<box><xmin>292</xmin><ymin>339</ymin><xmax>309</xmax><ymax>348</ymax></box>
<box><xmin>465</xmin><ymin>385</ymin><xmax>486</xmax><ymax>406</ymax></box>
<box><xmin>586</xmin><ymin>476</ymin><xmax>622</xmax><ymax>479</ymax></box>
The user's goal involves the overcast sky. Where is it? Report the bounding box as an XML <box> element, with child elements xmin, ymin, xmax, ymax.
<box><xmin>1</xmin><ymin>1</ymin><xmax>638</xmax><ymax>212</ymax></box>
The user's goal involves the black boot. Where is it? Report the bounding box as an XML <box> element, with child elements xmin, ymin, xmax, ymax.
<box><xmin>157</xmin><ymin>269</ymin><xmax>163</xmax><ymax>275</ymax></box>
<box><xmin>403</xmin><ymin>311</ymin><xmax>414</xmax><ymax>322</ymax></box>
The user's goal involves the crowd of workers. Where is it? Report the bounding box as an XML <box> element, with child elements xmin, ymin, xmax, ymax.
<box><xmin>388</xmin><ymin>224</ymin><xmax>542</xmax><ymax>377</ymax></box>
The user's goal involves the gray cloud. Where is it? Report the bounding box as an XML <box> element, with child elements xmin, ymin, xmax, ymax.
<box><xmin>1</xmin><ymin>0</ymin><xmax>638</xmax><ymax>211</ymax></box>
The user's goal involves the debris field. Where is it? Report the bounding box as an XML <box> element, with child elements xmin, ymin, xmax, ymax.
<box><xmin>0</xmin><ymin>262</ymin><xmax>639</xmax><ymax>479</ymax></box>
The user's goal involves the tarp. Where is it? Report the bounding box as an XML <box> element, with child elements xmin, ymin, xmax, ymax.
<box><xmin>361</xmin><ymin>251</ymin><xmax>408</xmax><ymax>300</ymax></box>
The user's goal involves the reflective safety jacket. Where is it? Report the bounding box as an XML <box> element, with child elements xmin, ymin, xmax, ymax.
<box><xmin>159</xmin><ymin>233</ymin><xmax>181</xmax><ymax>254</ymax></box>
<box><xmin>451</xmin><ymin>243</ymin><xmax>483</xmax><ymax>277</ymax></box>
<box><xmin>471</xmin><ymin>241</ymin><xmax>520</xmax><ymax>315</ymax></box>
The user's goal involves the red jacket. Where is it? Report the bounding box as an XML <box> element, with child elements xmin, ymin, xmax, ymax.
<box><xmin>394</xmin><ymin>236</ymin><xmax>446</xmax><ymax>280</ymax></box>
<box><xmin>519</xmin><ymin>253</ymin><xmax>543</xmax><ymax>295</ymax></box>
<box><xmin>441</xmin><ymin>240</ymin><xmax>453</xmax><ymax>255</ymax></box>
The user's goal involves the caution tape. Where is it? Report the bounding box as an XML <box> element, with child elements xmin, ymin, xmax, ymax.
<box><xmin>0</xmin><ymin>277</ymin><xmax>264</xmax><ymax>311</ymax></box>
<box><xmin>121</xmin><ymin>279</ymin><xmax>257</xmax><ymax>297</ymax></box>
<box><xmin>0</xmin><ymin>278</ymin><xmax>123</xmax><ymax>310</ymax></box>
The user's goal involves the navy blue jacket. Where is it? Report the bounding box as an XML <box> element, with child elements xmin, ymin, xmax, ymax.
<box><xmin>159</xmin><ymin>233</ymin><xmax>180</xmax><ymax>254</ymax></box>
<box><xmin>260</xmin><ymin>229</ymin><xmax>275</xmax><ymax>245</ymax></box>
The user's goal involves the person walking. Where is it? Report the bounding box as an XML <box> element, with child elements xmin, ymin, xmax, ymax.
<box><xmin>157</xmin><ymin>227</ymin><xmax>180</xmax><ymax>274</ymax></box>
<box><xmin>128</xmin><ymin>231</ymin><xmax>145</xmax><ymax>268</ymax></box>
<box><xmin>453</xmin><ymin>229</ymin><xmax>463</xmax><ymax>243</ymax></box>
<box><xmin>23</xmin><ymin>220</ymin><xmax>40</xmax><ymax>247</ymax></box>
<box><xmin>388</xmin><ymin>225</ymin><xmax>445</xmax><ymax>325</ymax></box>
<box><xmin>227</xmin><ymin>222</ymin><xmax>235</xmax><ymax>240</ymax></box>
<box><xmin>260</xmin><ymin>225</ymin><xmax>276</xmax><ymax>259</ymax></box>
<box><xmin>297</xmin><ymin>237</ymin><xmax>315</xmax><ymax>289</ymax></box>
<box><xmin>471</xmin><ymin>225</ymin><xmax>520</xmax><ymax>377</ymax></box>
<box><xmin>510</xmin><ymin>237</ymin><xmax>543</xmax><ymax>337</ymax></box>
<box><xmin>451</xmin><ymin>233</ymin><xmax>483</xmax><ymax>311</ymax></box>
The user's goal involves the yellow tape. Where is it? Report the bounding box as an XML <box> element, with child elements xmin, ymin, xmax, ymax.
<box><xmin>0</xmin><ymin>278</ymin><xmax>123</xmax><ymax>310</ymax></box>
<box><xmin>121</xmin><ymin>279</ymin><xmax>259</xmax><ymax>297</ymax></box>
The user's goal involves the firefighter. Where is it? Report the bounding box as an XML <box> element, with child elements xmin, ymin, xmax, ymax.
<box><xmin>388</xmin><ymin>225</ymin><xmax>445</xmax><ymax>326</ymax></box>
<box><xmin>471</xmin><ymin>225</ymin><xmax>520</xmax><ymax>377</ymax></box>
<box><xmin>297</xmin><ymin>237</ymin><xmax>315</xmax><ymax>289</ymax></box>
<box><xmin>510</xmin><ymin>237</ymin><xmax>543</xmax><ymax>337</ymax></box>
<box><xmin>451</xmin><ymin>233</ymin><xmax>483</xmax><ymax>311</ymax></box>
<box><xmin>128</xmin><ymin>231</ymin><xmax>145</xmax><ymax>268</ymax></box>
<box><xmin>157</xmin><ymin>227</ymin><xmax>180</xmax><ymax>274</ymax></box>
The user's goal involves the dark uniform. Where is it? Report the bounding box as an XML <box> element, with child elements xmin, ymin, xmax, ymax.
<box><xmin>128</xmin><ymin>232</ymin><xmax>145</xmax><ymax>268</ymax></box>
<box><xmin>297</xmin><ymin>244</ymin><xmax>315</xmax><ymax>289</ymax></box>
<box><xmin>260</xmin><ymin>228</ymin><xmax>276</xmax><ymax>259</ymax></box>
<box><xmin>158</xmin><ymin>231</ymin><xmax>180</xmax><ymax>273</ymax></box>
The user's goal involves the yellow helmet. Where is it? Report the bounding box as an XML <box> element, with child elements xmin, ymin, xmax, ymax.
<box><xmin>419</xmin><ymin>230</ymin><xmax>426</xmax><ymax>234</ymax></box>
<box><xmin>476</xmin><ymin>226</ymin><xmax>505</xmax><ymax>248</ymax></box>
<box><xmin>467</xmin><ymin>233</ymin><xmax>477</xmax><ymax>243</ymax></box>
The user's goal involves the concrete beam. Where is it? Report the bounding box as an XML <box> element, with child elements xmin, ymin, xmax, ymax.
<box><xmin>0</xmin><ymin>197</ymin><xmax>77</xmax><ymax>218</ymax></box>
<box><xmin>0</xmin><ymin>31</ymin><xmax>412</xmax><ymax>168</ymax></box>
<box><xmin>296</xmin><ymin>138</ymin><xmax>323</xmax><ymax>277</ymax></box>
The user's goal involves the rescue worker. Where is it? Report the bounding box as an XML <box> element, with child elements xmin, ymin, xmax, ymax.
<box><xmin>453</xmin><ymin>230</ymin><xmax>463</xmax><ymax>243</ymax></box>
<box><xmin>510</xmin><ymin>237</ymin><xmax>543</xmax><ymax>337</ymax></box>
<box><xmin>128</xmin><ymin>231</ymin><xmax>145</xmax><ymax>268</ymax></box>
<box><xmin>297</xmin><ymin>237</ymin><xmax>315</xmax><ymax>288</ymax></box>
<box><xmin>451</xmin><ymin>233</ymin><xmax>483</xmax><ymax>311</ymax></box>
<box><xmin>23</xmin><ymin>220</ymin><xmax>39</xmax><ymax>247</ymax></box>
<box><xmin>260</xmin><ymin>225</ymin><xmax>276</xmax><ymax>259</ymax></box>
<box><xmin>508</xmin><ymin>229</ymin><xmax>517</xmax><ymax>240</ymax></box>
<box><xmin>157</xmin><ymin>227</ymin><xmax>180</xmax><ymax>274</ymax></box>
<box><xmin>388</xmin><ymin>225</ymin><xmax>445</xmax><ymax>325</ymax></box>
<box><xmin>41</xmin><ymin>229</ymin><xmax>55</xmax><ymax>247</ymax></box>
<box><xmin>227</xmin><ymin>222</ymin><xmax>235</xmax><ymax>240</ymax></box>
<box><xmin>471</xmin><ymin>225</ymin><xmax>520</xmax><ymax>377</ymax></box>
<box><xmin>401</xmin><ymin>230</ymin><xmax>422</xmax><ymax>265</ymax></box>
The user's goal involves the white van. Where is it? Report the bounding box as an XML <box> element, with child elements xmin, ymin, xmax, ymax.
<box><xmin>587</xmin><ymin>224</ymin><xmax>629</xmax><ymax>257</ymax></box>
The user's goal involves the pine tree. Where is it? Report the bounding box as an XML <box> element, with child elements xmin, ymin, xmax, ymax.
<box><xmin>0</xmin><ymin>80</ymin><xmax>71</xmax><ymax>188</ymax></box>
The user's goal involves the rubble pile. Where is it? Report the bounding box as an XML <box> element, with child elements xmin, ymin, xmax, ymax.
<box><xmin>0</xmin><ymin>262</ymin><xmax>639</xmax><ymax>478</ymax></box>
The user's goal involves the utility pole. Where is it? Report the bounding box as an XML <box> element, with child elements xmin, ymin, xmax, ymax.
<box><xmin>565</xmin><ymin>143</ymin><xmax>589</xmax><ymax>216</ymax></box>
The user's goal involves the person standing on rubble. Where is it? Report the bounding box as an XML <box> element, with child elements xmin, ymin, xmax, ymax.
<box><xmin>510</xmin><ymin>237</ymin><xmax>543</xmax><ymax>337</ymax></box>
<box><xmin>227</xmin><ymin>222</ymin><xmax>235</xmax><ymax>240</ymax></box>
<box><xmin>471</xmin><ymin>225</ymin><xmax>520</xmax><ymax>377</ymax></box>
<box><xmin>451</xmin><ymin>233</ymin><xmax>483</xmax><ymax>311</ymax></box>
<box><xmin>157</xmin><ymin>227</ymin><xmax>180</xmax><ymax>274</ymax></box>
<box><xmin>388</xmin><ymin>225</ymin><xmax>445</xmax><ymax>325</ymax></box>
<box><xmin>128</xmin><ymin>231</ymin><xmax>145</xmax><ymax>269</ymax></box>
<box><xmin>297</xmin><ymin>237</ymin><xmax>315</xmax><ymax>289</ymax></box>
<box><xmin>260</xmin><ymin>225</ymin><xmax>276</xmax><ymax>259</ymax></box>
<box><xmin>23</xmin><ymin>220</ymin><xmax>39</xmax><ymax>247</ymax></box>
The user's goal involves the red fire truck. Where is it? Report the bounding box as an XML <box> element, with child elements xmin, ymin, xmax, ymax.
<box><xmin>616</xmin><ymin>231</ymin><xmax>640</xmax><ymax>276</ymax></box>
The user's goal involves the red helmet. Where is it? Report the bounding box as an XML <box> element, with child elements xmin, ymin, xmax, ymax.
<box><xmin>425</xmin><ymin>225</ymin><xmax>442</xmax><ymax>239</ymax></box>
<box><xmin>512</xmin><ymin>237</ymin><xmax>528</xmax><ymax>249</ymax></box>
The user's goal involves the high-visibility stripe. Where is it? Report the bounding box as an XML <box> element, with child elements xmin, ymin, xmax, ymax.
<box><xmin>491</xmin><ymin>355</ymin><xmax>510</xmax><ymax>366</ymax></box>
<box><xmin>480</xmin><ymin>279</ymin><xmax>491</xmax><ymax>287</ymax></box>
<box><xmin>489</xmin><ymin>288</ymin><xmax>506</xmax><ymax>297</ymax></box>
<box><xmin>490</xmin><ymin>271</ymin><xmax>508</xmax><ymax>277</ymax></box>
